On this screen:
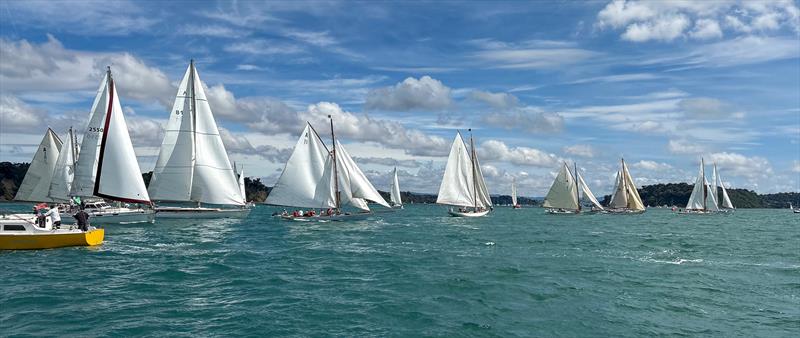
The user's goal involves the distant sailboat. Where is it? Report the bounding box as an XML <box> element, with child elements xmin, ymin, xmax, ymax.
<box><xmin>511</xmin><ymin>177</ymin><xmax>521</xmax><ymax>209</ymax></box>
<box><xmin>14</xmin><ymin>129</ymin><xmax>62</xmax><ymax>203</ymax></box>
<box><xmin>681</xmin><ymin>158</ymin><xmax>718</xmax><ymax>214</ymax></box>
<box><xmin>790</xmin><ymin>203</ymin><xmax>800</xmax><ymax>213</ymax></box>
<box><xmin>606</xmin><ymin>158</ymin><xmax>646</xmax><ymax>214</ymax></box>
<box><xmin>436</xmin><ymin>130</ymin><xmax>492</xmax><ymax>217</ymax></box>
<box><xmin>712</xmin><ymin>163</ymin><xmax>735</xmax><ymax>212</ymax></box>
<box><xmin>148</xmin><ymin>60</ymin><xmax>250</xmax><ymax>218</ymax></box>
<box><xmin>542</xmin><ymin>163</ymin><xmax>580</xmax><ymax>214</ymax></box>
<box><xmin>48</xmin><ymin>127</ymin><xmax>79</xmax><ymax>202</ymax></box>
<box><xmin>389</xmin><ymin>167</ymin><xmax>403</xmax><ymax>209</ymax></box>
<box><xmin>66</xmin><ymin>67</ymin><xmax>154</xmax><ymax>223</ymax></box>
<box><xmin>266</xmin><ymin>117</ymin><xmax>391</xmax><ymax>220</ymax></box>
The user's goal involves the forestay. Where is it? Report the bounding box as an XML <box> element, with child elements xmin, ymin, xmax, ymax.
<box><xmin>15</xmin><ymin>129</ymin><xmax>62</xmax><ymax>202</ymax></box>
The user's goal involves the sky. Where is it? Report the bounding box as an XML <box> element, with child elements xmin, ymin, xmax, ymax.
<box><xmin>1</xmin><ymin>0</ymin><xmax>799</xmax><ymax>197</ymax></box>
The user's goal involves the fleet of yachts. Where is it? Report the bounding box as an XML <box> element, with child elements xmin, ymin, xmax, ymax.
<box><xmin>0</xmin><ymin>61</ymin><xmax>756</xmax><ymax>250</ymax></box>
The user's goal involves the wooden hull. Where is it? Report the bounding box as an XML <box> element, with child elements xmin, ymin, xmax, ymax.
<box><xmin>155</xmin><ymin>207</ymin><xmax>251</xmax><ymax>219</ymax></box>
<box><xmin>0</xmin><ymin>228</ymin><xmax>104</xmax><ymax>250</ymax></box>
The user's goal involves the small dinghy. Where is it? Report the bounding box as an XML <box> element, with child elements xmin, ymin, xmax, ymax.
<box><xmin>0</xmin><ymin>213</ymin><xmax>104</xmax><ymax>250</ymax></box>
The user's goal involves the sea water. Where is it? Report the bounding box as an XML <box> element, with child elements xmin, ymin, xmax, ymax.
<box><xmin>1</xmin><ymin>204</ymin><xmax>797</xmax><ymax>336</ymax></box>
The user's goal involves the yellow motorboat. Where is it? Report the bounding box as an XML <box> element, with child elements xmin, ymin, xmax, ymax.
<box><xmin>0</xmin><ymin>213</ymin><xmax>104</xmax><ymax>250</ymax></box>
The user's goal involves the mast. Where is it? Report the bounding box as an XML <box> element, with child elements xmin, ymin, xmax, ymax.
<box><xmin>701</xmin><ymin>158</ymin><xmax>707</xmax><ymax>211</ymax></box>
<box><xmin>574</xmin><ymin>162</ymin><xmax>580</xmax><ymax>212</ymax></box>
<box><xmin>69</xmin><ymin>127</ymin><xmax>77</xmax><ymax>169</ymax></box>
<box><xmin>189</xmin><ymin>59</ymin><xmax>198</xmax><ymax>206</ymax></box>
<box><xmin>329</xmin><ymin>115</ymin><xmax>340</xmax><ymax>210</ymax></box>
<box><xmin>469</xmin><ymin>129</ymin><xmax>477</xmax><ymax>209</ymax></box>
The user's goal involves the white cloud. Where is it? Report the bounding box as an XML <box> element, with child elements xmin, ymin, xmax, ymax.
<box><xmin>351</xmin><ymin>157</ymin><xmax>427</xmax><ymax>168</ymax></box>
<box><xmin>792</xmin><ymin>160</ymin><xmax>800</xmax><ymax>173</ymax></box>
<box><xmin>284</xmin><ymin>30</ymin><xmax>337</xmax><ymax>47</ymax></box>
<box><xmin>679</xmin><ymin>97</ymin><xmax>743</xmax><ymax>119</ymax></box>
<box><xmin>236</xmin><ymin>64</ymin><xmax>268</xmax><ymax>71</ymax></box>
<box><xmin>0</xmin><ymin>35</ymin><xmax>173</xmax><ymax>107</ymax></box>
<box><xmin>563</xmin><ymin>144</ymin><xmax>595</xmax><ymax>158</ymax></box>
<box><xmin>707</xmin><ymin>152</ymin><xmax>773</xmax><ymax>181</ymax></box>
<box><xmin>690</xmin><ymin>19</ymin><xmax>723</xmax><ymax>39</ymax></box>
<box><xmin>468</xmin><ymin>90</ymin><xmax>519</xmax><ymax>110</ymax></box>
<box><xmin>470</xmin><ymin>39</ymin><xmax>598</xmax><ymax>69</ymax></box>
<box><xmin>668</xmin><ymin>139</ymin><xmax>706</xmax><ymax>155</ymax></box>
<box><xmin>365</xmin><ymin>76</ymin><xmax>452</xmax><ymax>111</ymax></box>
<box><xmin>621</xmin><ymin>14</ymin><xmax>690</xmax><ymax>42</ymax></box>
<box><xmin>632</xmin><ymin>160</ymin><xmax>673</xmax><ymax>171</ymax></box>
<box><xmin>568</xmin><ymin>73</ymin><xmax>661</xmax><ymax>85</ymax></box>
<box><xmin>478</xmin><ymin>139</ymin><xmax>562</xmax><ymax>168</ymax></box>
<box><xmin>3</xmin><ymin>0</ymin><xmax>159</xmax><ymax>36</ymax></box>
<box><xmin>483</xmin><ymin>110</ymin><xmax>564</xmax><ymax>134</ymax></box>
<box><xmin>0</xmin><ymin>94</ymin><xmax>47</xmax><ymax>131</ymax></box>
<box><xmin>178</xmin><ymin>24</ymin><xmax>248</xmax><ymax>38</ymax></box>
<box><xmin>224</xmin><ymin>39</ymin><xmax>305</xmax><ymax>55</ymax></box>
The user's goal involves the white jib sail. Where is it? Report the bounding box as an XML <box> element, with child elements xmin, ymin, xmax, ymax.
<box><xmin>335</xmin><ymin>140</ymin><xmax>391</xmax><ymax>209</ymax></box>
<box><xmin>48</xmin><ymin>129</ymin><xmax>76</xmax><ymax>202</ymax></box>
<box><xmin>71</xmin><ymin>74</ymin><xmax>109</xmax><ymax>198</ymax></box>
<box><xmin>15</xmin><ymin>129</ymin><xmax>62</xmax><ymax>202</ymax></box>
<box><xmin>711</xmin><ymin>164</ymin><xmax>719</xmax><ymax>209</ymax></box>
<box><xmin>686</xmin><ymin>163</ymin><xmax>706</xmax><ymax>210</ymax></box>
<box><xmin>704</xmin><ymin>181</ymin><xmax>719</xmax><ymax>212</ymax></box>
<box><xmin>608</xmin><ymin>171</ymin><xmax>626</xmax><ymax>208</ymax></box>
<box><xmin>436</xmin><ymin>133</ymin><xmax>475</xmax><ymax>207</ymax></box>
<box><xmin>511</xmin><ymin>178</ymin><xmax>518</xmax><ymax>206</ymax></box>
<box><xmin>390</xmin><ymin>167</ymin><xmax>402</xmax><ymax>206</ymax></box>
<box><xmin>188</xmin><ymin>66</ymin><xmax>244</xmax><ymax>206</ymax></box>
<box><xmin>148</xmin><ymin>64</ymin><xmax>195</xmax><ymax>202</ymax></box>
<box><xmin>94</xmin><ymin>75</ymin><xmax>151</xmax><ymax>203</ymax></box>
<box><xmin>266</xmin><ymin>124</ymin><xmax>336</xmax><ymax>209</ymax></box>
<box><xmin>621</xmin><ymin>161</ymin><xmax>645</xmax><ymax>210</ymax></box>
<box><xmin>715</xmin><ymin>166</ymin><xmax>734</xmax><ymax>209</ymax></box>
<box><xmin>542</xmin><ymin>163</ymin><xmax>579</xmax><ymax>210</ymax></box>
<box><xmin>237</xmin><ymin>165</ymin><xmax>246</xmax><ymax>204</ymax></box>
<box><xmin>578</xmin><ymin>172</ymin><xmax>603</xmax><ymax>210</ymax></box>
<box><xmin>471</xmin><ymin>150</ymin><xmax>492</xmax><ymax>208</ymax></box>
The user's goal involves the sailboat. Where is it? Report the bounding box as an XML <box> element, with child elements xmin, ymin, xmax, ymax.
<box><xmin>266</xmin><ymin>117</ymin><xmax>391</xmax><ymax>221</ymax></box>
<box><xmin>234</xmin><ymin>163</ymin><xmax>254</xmax><ymax>208</ymax></box>
<box><xmin>511</xmin><ymin>177</ymin><xmax>521</xmax><ymax>209</ymax></box>
<box><xmin>712</xmin><ymin>163</ymin><xmax>735</xmax><ymax>213</ymax></box>
<box><xmin>48</xmin><ymin>127</ymin><xmax>79</xmax><ymax>203</ymax></box>
<box><xmin>389</xmin><ymin>167</ymin><xmax>403</xmax><ymax>209</ymax></box>
<box><xmin>790</xmin><ymin>203</ymin><xmax>800</xmax><ymax>213</ymax></box>
<box><xmin>148</xmin><ymin>60</ymin><xmax>250</xmax><ymax>219</ymax></box>
<box><xmin>542</xmin><ymin>163</ymin><xmax>581</xmax><ymax>214</ymax></box>
<box><xmin>680</xmin><ymin>158</ymin><xmax>718</xmax><ymax>214</ymax></box>
<box><xmin>436</xmin><ymin>130</ymin><xmax>492</xmax><ymax>217</ymax></box>
<box><xmin>65</xmin><ymin>67</ymin><xmax>154</xmax><ymax>224</ymax></box>
<box><xmin>14</xmin><ymin>128</ymin><xmax>62</xmax><ymax>203</ymax></box>
<box><xmin>605</xmin><ymin>158</ymin><xmax>646</xmax><ymax>214</ymax></box>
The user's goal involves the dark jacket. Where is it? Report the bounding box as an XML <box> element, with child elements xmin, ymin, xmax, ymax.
<box><xmin>74</xmin><ymin>210</ymin><xmax>90</xmax><ymax>228</ymax></box>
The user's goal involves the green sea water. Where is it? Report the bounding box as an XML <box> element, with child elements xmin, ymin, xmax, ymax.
<box><xmin>1</xmin><ymin>204</ymin><xmax>798</xmax><ymax>337</ymax></box>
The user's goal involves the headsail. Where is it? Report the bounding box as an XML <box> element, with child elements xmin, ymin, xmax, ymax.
<box><xmin>236</xmin><ymin>164</ymin><xmax>247</xmax><ymax>204</ymax></box>
<box><xmin>92</xmin><ymin>70</ymin><xmax>151</xmax><ymax>204</ymax></box>
<box><xmin>266</xmin><ymin>124</ymin><xmax>336</xmax><ymax>209</ymax></box>
<box><xmin>686</xmin><ymin>158</ymin><xmax>717</xmax><ymax>211</ymax></box>
<box><xmin>48</xmin><ymin>128</ymin><xmax>77</xmax><ymax>202</ymax></box>
<box><xmin>471</xmin><ymin>146</ymin><xmax>492</xmax><ymax>208</ymax></box>
<box><xmin>334</xmin><ymin>140</ymin><xmax>391</xmax><ymax>209</ymax></box>
<box><xmin>542</xmin><ymin>163</ymin><xmax>579</xmax><ymax>210</ymax></box>
<box><xmin>71</xmin><ymin>74</ymin><xmax>110</xmax><ymax>198</ymax></box>
<box><xmin>577</xmin><ymin>172</ymin><xmax>603</xmax><ymax>210</ymax></box>
<box><xmin>608</xmin><ymin>171</ymin><xmax>626</xmax><ymax>208</ymax></box>
<box><xmin>511</xmin><ymin>178</ymin><xmax>518</xmax><ymax>206</ymax></box>
<box><xmin>15</xmin><ymin>129</ymin><xmax>62</xmax><ymax>202</ymax></box>
<box><xmin>715</xmin><ymin>164</ymin><xmax>734</xmax><ymax>209</ymax></box>
<box><xmin>621</xmin><ymin>160</ymin><xmax>645</xmax><ymax>210</ymax></box>
<box><xmin>436</xmin><ymin>133</ymin><xmax>475</xmax><ymax>207</ymax></box>
<box><xmin>390</xmin><ymin>167</ymin><xmax>402</xmax><ymax>207</ymax></box>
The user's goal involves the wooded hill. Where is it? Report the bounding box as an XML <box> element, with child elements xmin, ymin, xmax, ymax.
<box><xmin>2</xmin><ymin>162</ymin><xmax>798</xmax><ymax>208</ymax></box>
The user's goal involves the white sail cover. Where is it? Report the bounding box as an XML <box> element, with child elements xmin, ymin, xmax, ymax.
<box><xmin>187</xmin><ymin>67</ymin><xmax>243</xmax><ymax>206</ymax></box>
<box><xmin>71</xmin><ymin>74</ymin><xmax>109</xmax><ymax>198</ymax></box>
<box><xmin>93</xmin><ymin>76</ymin><xmax>151</xmax><ymax>203</ymax></box>
<box><xmin>335</xmin><ymin>140</ymin><xmax>391</xmax><ymax>209</ymax></box>
<box><xmin>48</xmin><ymin>129</ymin><xmax>76</xmax><ymax>202</ymax></box>
<box><xmin>511</xmin><ymin>178</ymin><xmax>518</xmax><ymax>206</ymax></box>
<box><xmin>608</xmin><ymin>171</ymin><xmax>627</xmax><ymax>208</ymax></box>
<box><xmin>437</xmin><ymin>133</ymin><xmax>476</xmax><ymax>207</ymax></box>
<box><xmin>621</xmin><ymin>161</ymin><xmax>645</xmax><ymax>210</ymax></box>
<box><xmin>577</xmin><ymin>172</ymin><xmax>603</xmax><ymax>210</ymax></box>
<box><xmin>390</xmin><ymin>167</ymin><xmax>402</xmax><ymax>206</ymax></box>
<box><xmin>266</xmin><ymin>124</ymin><xmax>336</xmax><ymax>209</ymax></box>
<box><xmin>542</xmin><ymin>163</ymin><xmax>579</xmax><ymax>210</ymax></box>
<box><xmin>471</xmin><ymin>151</ymin><xmax>492</xmax><ymax>208</ymax></box>
<box><xmin>15</xmin><ymin>129</ymin><xmax>62</xmax><ymax>202</ymax></box>
<box><xmin>148</xmin><ymin>65</ymin><xmax>195</xmax><ymax>202</ymax></box>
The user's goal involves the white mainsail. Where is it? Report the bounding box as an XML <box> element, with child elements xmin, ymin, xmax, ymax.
<box><xmin>93</xmin><ymin>73</ymin><xmax>151</xmax><ymax>203</ymax></box>
<box><xmin>577</xmin><ymin>172</ymin><xmax>604</xmax><ymax>210</ymax></box>
<box><xmin>608</xmin><ymin>171</ymin><xmax>626</xmax><ymax>208</ymax></box>
<box><xmin>334</xmin><ymin>140</ymin><xmax>391</xmax><ymax>210</ymax></box>
<box><xmin>686</xmin><ymin>159</ymin><xmax>718</xmax><ymax>211</ymax></box>
<box><xmin>471</xmin><ymin>149</ymin><xmax>492</xmax><ymax>208</ymax></box>
<box><xmin>148</xmin><ymin>61</ymin><xmax>243</xmax><ymax>206</ymax></box>
<box><xmin>48</xmin><ymin>128</ymin><xmax>77</xmax><ymax>202</ymax></box>
<box><xmin>390</xmin><ymin>167</ymin><xmax>402</xmax><ymax>207</ymax></box>
<box><xmin>621</xmin><ymin>160</ymin><xmax>645</xmax><ymax>211</ymax></box>
<box><xmin>542</xmin><ymin>163</ymin><xmax>579</xmax><ymax>210</ymax></box>
<box><xmin>266</xmin><ymin>124</ymin><xmax>336</xmax><ymax>209</ymax></box>
<box><xmin>511</xmin><ymin>178</ymin><xmax>518</xmax><ymax>206</ymax></box>
<box><xmin>15</xmin><ymin>129</ymin><xmax>62</xmax><ymax>202</ymax></box>
<box><xmin>71</xmin><ymin>74</ymin><xmax>109</xmax><ymax>198</ymax></box>
<box><xmin>436</xmin><ymin>133</ymin><xmax>475</xmax><ymax>207</ymax></box>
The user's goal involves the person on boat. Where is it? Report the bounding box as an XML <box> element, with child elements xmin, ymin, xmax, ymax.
<box><xmin>74</xmin><ymin>207</ymin><xmax>90</xmax><ymax>232</ymax></box>
<box><xmin>44</xmin><ymin>205</ymin><xmax>62</xmax><ymax>229</ymax></box>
